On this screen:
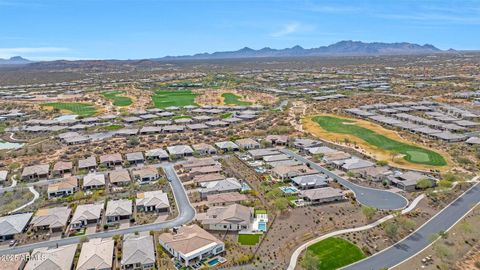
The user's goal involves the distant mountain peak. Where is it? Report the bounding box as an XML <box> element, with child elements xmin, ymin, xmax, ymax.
<box><xmin>0</xmin><ymin>56</ymin><xmax>33</xmax><ymax>65</ymax></box>
<box><xmin>158</xmin><ymin>40</ymin><xmax>444</xmax><ymax>61</ymax></box>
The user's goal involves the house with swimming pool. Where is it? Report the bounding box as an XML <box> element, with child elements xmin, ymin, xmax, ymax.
<box><xmin>158</xmin><ymin>224</ymin><xmax>225</xmax><ymax>267</ymax></box>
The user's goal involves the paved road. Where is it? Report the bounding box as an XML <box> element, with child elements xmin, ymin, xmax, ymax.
<box><xmin>342</xmin><ymin>182</ymin><xmax>480</xmax><ymax>270</ymax></box>
<box><xmin>281</xmin><ymin>149</ymin><xmax>409</xmax><ymax>210</ymax></box>
<box><xmin>0</xmin><ymin>163</ymin><xmax>195</xmax><ymax>255</ymax></box>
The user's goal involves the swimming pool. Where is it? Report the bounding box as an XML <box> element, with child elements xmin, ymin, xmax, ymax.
<box><xmin>258</xmin><ymin>222</ymin><xmax>267</xmax><ymax>232</ymax></box>
<box><xmin>207</xmin><ymin>258</ymin><xmax>220</xmax><ymax>266</ymax></box>
<box><xmin>280</xmin><ymin>186</ymin><xmax>299</xmax><ymax>194</ymax></box>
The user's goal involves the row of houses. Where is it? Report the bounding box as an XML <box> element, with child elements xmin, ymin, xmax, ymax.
<box><xmin>20</xmin><ymin>136</ymin><xmax>290</xmax><ymax>182</ymax></box>
<box><xmin>14</xmin><ymin>235</ymin><xmax>156</xmax><ymax>270</ymax></box>
<box><xmin>0</xmin><ymin>190</ymin><xmax>169</xmax><ymax>242</ymax></box>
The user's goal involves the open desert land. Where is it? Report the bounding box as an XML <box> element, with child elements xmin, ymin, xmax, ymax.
<box><xmin>303</xmin><ymin>114</ymin><xmax>453</xmax><ymax>172</ymax></box>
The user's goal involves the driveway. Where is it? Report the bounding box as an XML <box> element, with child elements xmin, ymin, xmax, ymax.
<box><xmin>281</xmin><ymin>149</ymin><xmax>409</xmax><ymax>210</ymax></box>
<box><xmin>0</xmin><ymin>163</ymin><xmax>195</xmax><ymax>256</ymax></box>
<box><xmin>342</xmin><ymin>182</ymin><xmax>480</xmax><ymax>270</ymax></box>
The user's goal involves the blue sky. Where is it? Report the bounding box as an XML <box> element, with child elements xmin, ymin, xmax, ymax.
<box><xmin>0</xmin><ymin>0</ymin><xmax>478</xmax><ymax>60</ymax></box>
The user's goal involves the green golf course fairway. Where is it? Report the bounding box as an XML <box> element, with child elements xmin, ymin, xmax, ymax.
<box><xmin>312</xmin><ymin>115</ymin><xmax>446</xmax><ymax>166</ymax></box>
<box><xmin>306</xmin><ymin>237</ymin><xmax>365</xmax><ymax>270</ymax></box>
<box><xmin>102</xmin><ymin>91</ymin><xmax>132</xmax><ymax>106</ymax></box>
<box><xmin>152</xmin><ymin>89</ymin><xmax>198</xmax><ymax>108</ymax></box>
<box><xmin>222</xmin><ymin>93</ymin><xmax>252</xmax><ymax>106</ymax></box>
<box><xmin>41</xmin><ymin>102</ymin><xmax>98</xmax><ymax>117</ymax></box>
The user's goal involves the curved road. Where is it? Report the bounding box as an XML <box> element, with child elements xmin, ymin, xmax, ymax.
<box><xmin>342</xmin><ymin>182</ymin><xmax>480</xmax><ymax>270</ymax></box>
<box><xmin>281</xmin><ymin>149</ymin><xmax>408</xmax><ymax>210</ymax></box>
<box><xmin>0</xmin><ymin>163</ymin><xmax>195</xmax><ymax>255</ymax></box>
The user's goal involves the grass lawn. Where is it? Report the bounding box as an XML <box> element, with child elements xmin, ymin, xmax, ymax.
<box><xmin>152</xmin><ymin>89</ymin><xmax>198</xmax><ymax>108</ymax></box>
<box><xmin>238</xmin><ymin>234</ymin><xmax>262</xmax><ymax>245</ymax></box>
<box><xmin>101</xmin><ymin>124</ymin><xmax>124</xmax><ymax>131</ymax></box>
<box><xmin>254</xmin><ymin>209</ymin><xmax>267</xmax><ymax>215</ymax></box>
<box><xmin>41</xmin><ymin>102</ymin><xmax>98</xmax><ymax>117</ymax></box>
<box><xmin>222</xmin><ymin>93</ymin><xmax>252</xmax><ymax>106</ymax></box>
<box><xmin>101</xmin><ymin>91</ymin><xmax>133</xmax><ymax>106</ymax></box>
<box><xmin>307</xmin><ymin>237</ymin><xmax>365</xmax><ymax>270</ymax></box>
<box><xmin>312</xmin><ymin>116</ymin><xmax>446</xmax><ymax>166</ymax></box>
<box><xmin>221</xmin><ymin>112</ymin><xmax>233</xmax><ymax>119</ymax></box>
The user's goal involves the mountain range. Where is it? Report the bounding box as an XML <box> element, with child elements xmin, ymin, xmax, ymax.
<box><xmin>0</xmin><ymin>56</ymin><xmax>33</xmax><ymax>65</ymax></box>
<box><xmin>160</xmin><ymin>40</ymin><xmax>444</xmax><ymax>60</ymax></box>
<box><xmin>0</xmin><ymin>41</ymin><xmax>449</xmax><ymax>66</ymax></box>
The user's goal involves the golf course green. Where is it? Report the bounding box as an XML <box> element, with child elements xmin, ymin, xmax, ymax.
<box><xmin>306</xmin><ymin>237</ymin><xmax>365</xmax><ymax>270</ymax></box>
<box><xmin>152</xmin><ymin>89</ymin><xmax>198</xmax><ymax>108</ymax></box>
<box><xmin>312</xmin><ymin>115</ymin><xmax>446</xmax><ymax>166</ymax></box>
<box><xmin>41</xmin><ymin>102</ymin><xmax>98</xmax><ymax>117</ymax></box>
<box><xmin>222</xmin><ymin>93</ymin><xmax>252</xmax><ymax>106</ymax></box>
<box><xmin>102</xmin><ymin>91</ymin><xmax>133</xmax><ymax>106</ymax></box>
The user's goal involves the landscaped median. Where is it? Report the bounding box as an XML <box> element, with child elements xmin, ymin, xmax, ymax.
<box><xmin>304</xmin><ymin>114</ymin><xmax>450</xmax><ymax>170</ymax></box>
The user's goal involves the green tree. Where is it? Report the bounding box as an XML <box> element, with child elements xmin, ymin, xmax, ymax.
<box><xmin>361</xmin><ymin>206</ymin><xmax>377</xmax><ymax>221</ymax></box>
<box><xmin>300</xmin><ymin>250</ymin><xmax>320</xmax><ymax>270</ymax></box>
<box><xmin>273</xmin><ymin>197</ymin><xmax>289</xmax><ymax>213</ymax></box>
<box><xmin>437</xmin><ymin>180</ymin><xmax>452</xmax><ymax>189</ymax></box>
<box><xmin>416</xmin><ymin>179</ymin><xmax>434</xmax><ymax>189</ymax></box>
<box><xmin>376</xmin><ymin>160</ymin><xmax>388</xmax><ymax>166</ymax></box>
<box><xmin>383</xmin><ymin>221</ymin><xmax>398</xmax><ymax>239</ymax></box>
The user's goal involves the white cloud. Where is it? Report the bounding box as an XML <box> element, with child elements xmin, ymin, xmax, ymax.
<box><xmin>0</xmin><ymin>47</ymin><xmax>69</xmax><ymax>58</ymax></box>
<box><xmin>270</xmin><ymin>22</ymin><xmax>313</xmax><ymax>38</ymax></box>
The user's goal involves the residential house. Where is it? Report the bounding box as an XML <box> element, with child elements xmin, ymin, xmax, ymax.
<box><xmin>192</xmin><ymin>143</ymin><xmax>217</xmax><ymax>155</ymax></box>
<box><xmin>291</xmin><ymin>174</ymin><xmax>329</xmax><ymax>189</ymax></box>
<box><xmin>197</xmin><ymin>204</ymin><xmax>253</xmax><ymax>231</ymax></box>
<box><xmin>206</xmin><ymin>192</ymin><xmax>248</xmax><ymax>207</ymax></box>
<box><xmin>52</xmin><ymin>161</ymin><xmax>73</xmax><ymax>176</ymax></box>
<box><xmin>300</xmin><ymin>187</ymin><xmax>345</xmax><ymax>205</ymax></box>
<box><xmin>388</xmin><ymin>171</ymin><xmax>436</xmax><ymax>191</ymax></box>
<box><xmin>272</xmin><ymin>165</ymin><xmax>316</xmax><ymax>181</ymax></box>
<box><xmin>193</xmin><ymin>173</ymin><xmax>226</xmax><ymax>184</ymax></box>
<box><xmin>132</xmin><ymin>166</ymin><xmax>159</xmax><ymax>184</ymax></box>
<box><xmin>293</xmin><ymin>138</ymin><xmax>322</xmax><ymax>151</ymax></box>
<box><xmin>31</xmin><ymin>206</ymin><xmax>71</xmax><ymax>232</ymax></box>
<box><xmin>47</xmin><ymin>176</ymin><xmax>78</xmax><ymax>199</ymax></box>
<box><xmin>235</xmin><ymin>138</ymin><xmax>260</xmax><ymax>150</ymax></box>
<box><xmin>109</xmin><ymin>169</ymin><xmax>131</xmax><ymax>186</ymax></box>
<box><xmin>158</xmin><ymin>224</ymin><xmax>225</xmax><ymax>267</ymax></box>
<box><xmin>106</xmin><ymin>199</ymin><xmax>133</xmax><ymax>224</ymax></box>
<box><xmin>145</xmin><ymin>148</ymin><xmax>169</xmax><ymax>161</ymax></box>
<box><xmin>24</xmin><ymin>244</ymin><xmax>77</xmax><ymax>270</ymax></box>
<box><xmin>99</xmin><ymin>153</ymin><xmax>123</xmax><ymax>168</ymax></box>
<box><xmin>247</xmin><ymin>148</ymin><xmax>281</xmax><ymax>159</ymax></box>
<box><xmin>0</xmin><ymin>212</ymin><xmax>33</xmax><ymax>241</ymax></box>
<box><xmin>76</xmin><ymin>238</ymin><xmax>114</xmax><ymax>270</ymax></box>
<box><xmin>351</xmin><ymin>166</ymin><xmax>392</xmax><ymax>182</ymax></box>
<box><xmin>21</xmin><ymin>164</ymin><xmax>49</xmax><ymax>181</ymax></box>
<box><xmin>126</xmin><ymin>152</ymin><xmax>145</xmax><ymax>165</ymax></box>
<box><xmin>167</xmin><ymin>145</ymin><xmax>194</xmax><ymax>158</ymax></box>
<box><xmin>70</xmin><ymin>203</ymin><xmax>103</xmax><ymax>230</ymax></box>
<box><xmin>340</xmin><ymin>157</ymin><xmax>375</xmax><ymax>171</ymax></box>
<box><xmin>137</xmin><ymin>190</ymin><xmax>170</xmax><ymax>213</ymax></box>
<box><xmin>78</xmin><ymin>156</ymin><xmax>97</xmax><ymax>171</ymax></box>
<box><xmin>198</xmin><ymin>178</ymin><xmax>242</xmax><ymax>199</ymax></box>
<box><xmin>265</xmin><ymin>135</ymin><xmax>288</xmax><ymax>146</ymax></box>
<box><xmin>121</xmin><ymin>235</ymin><xmax>156</xmax><ymax>270</ymax></box>
<box><xmin>83</xmin><ymin>173</ymin><xmax>106</xmax><ymax>190</ymax></box>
